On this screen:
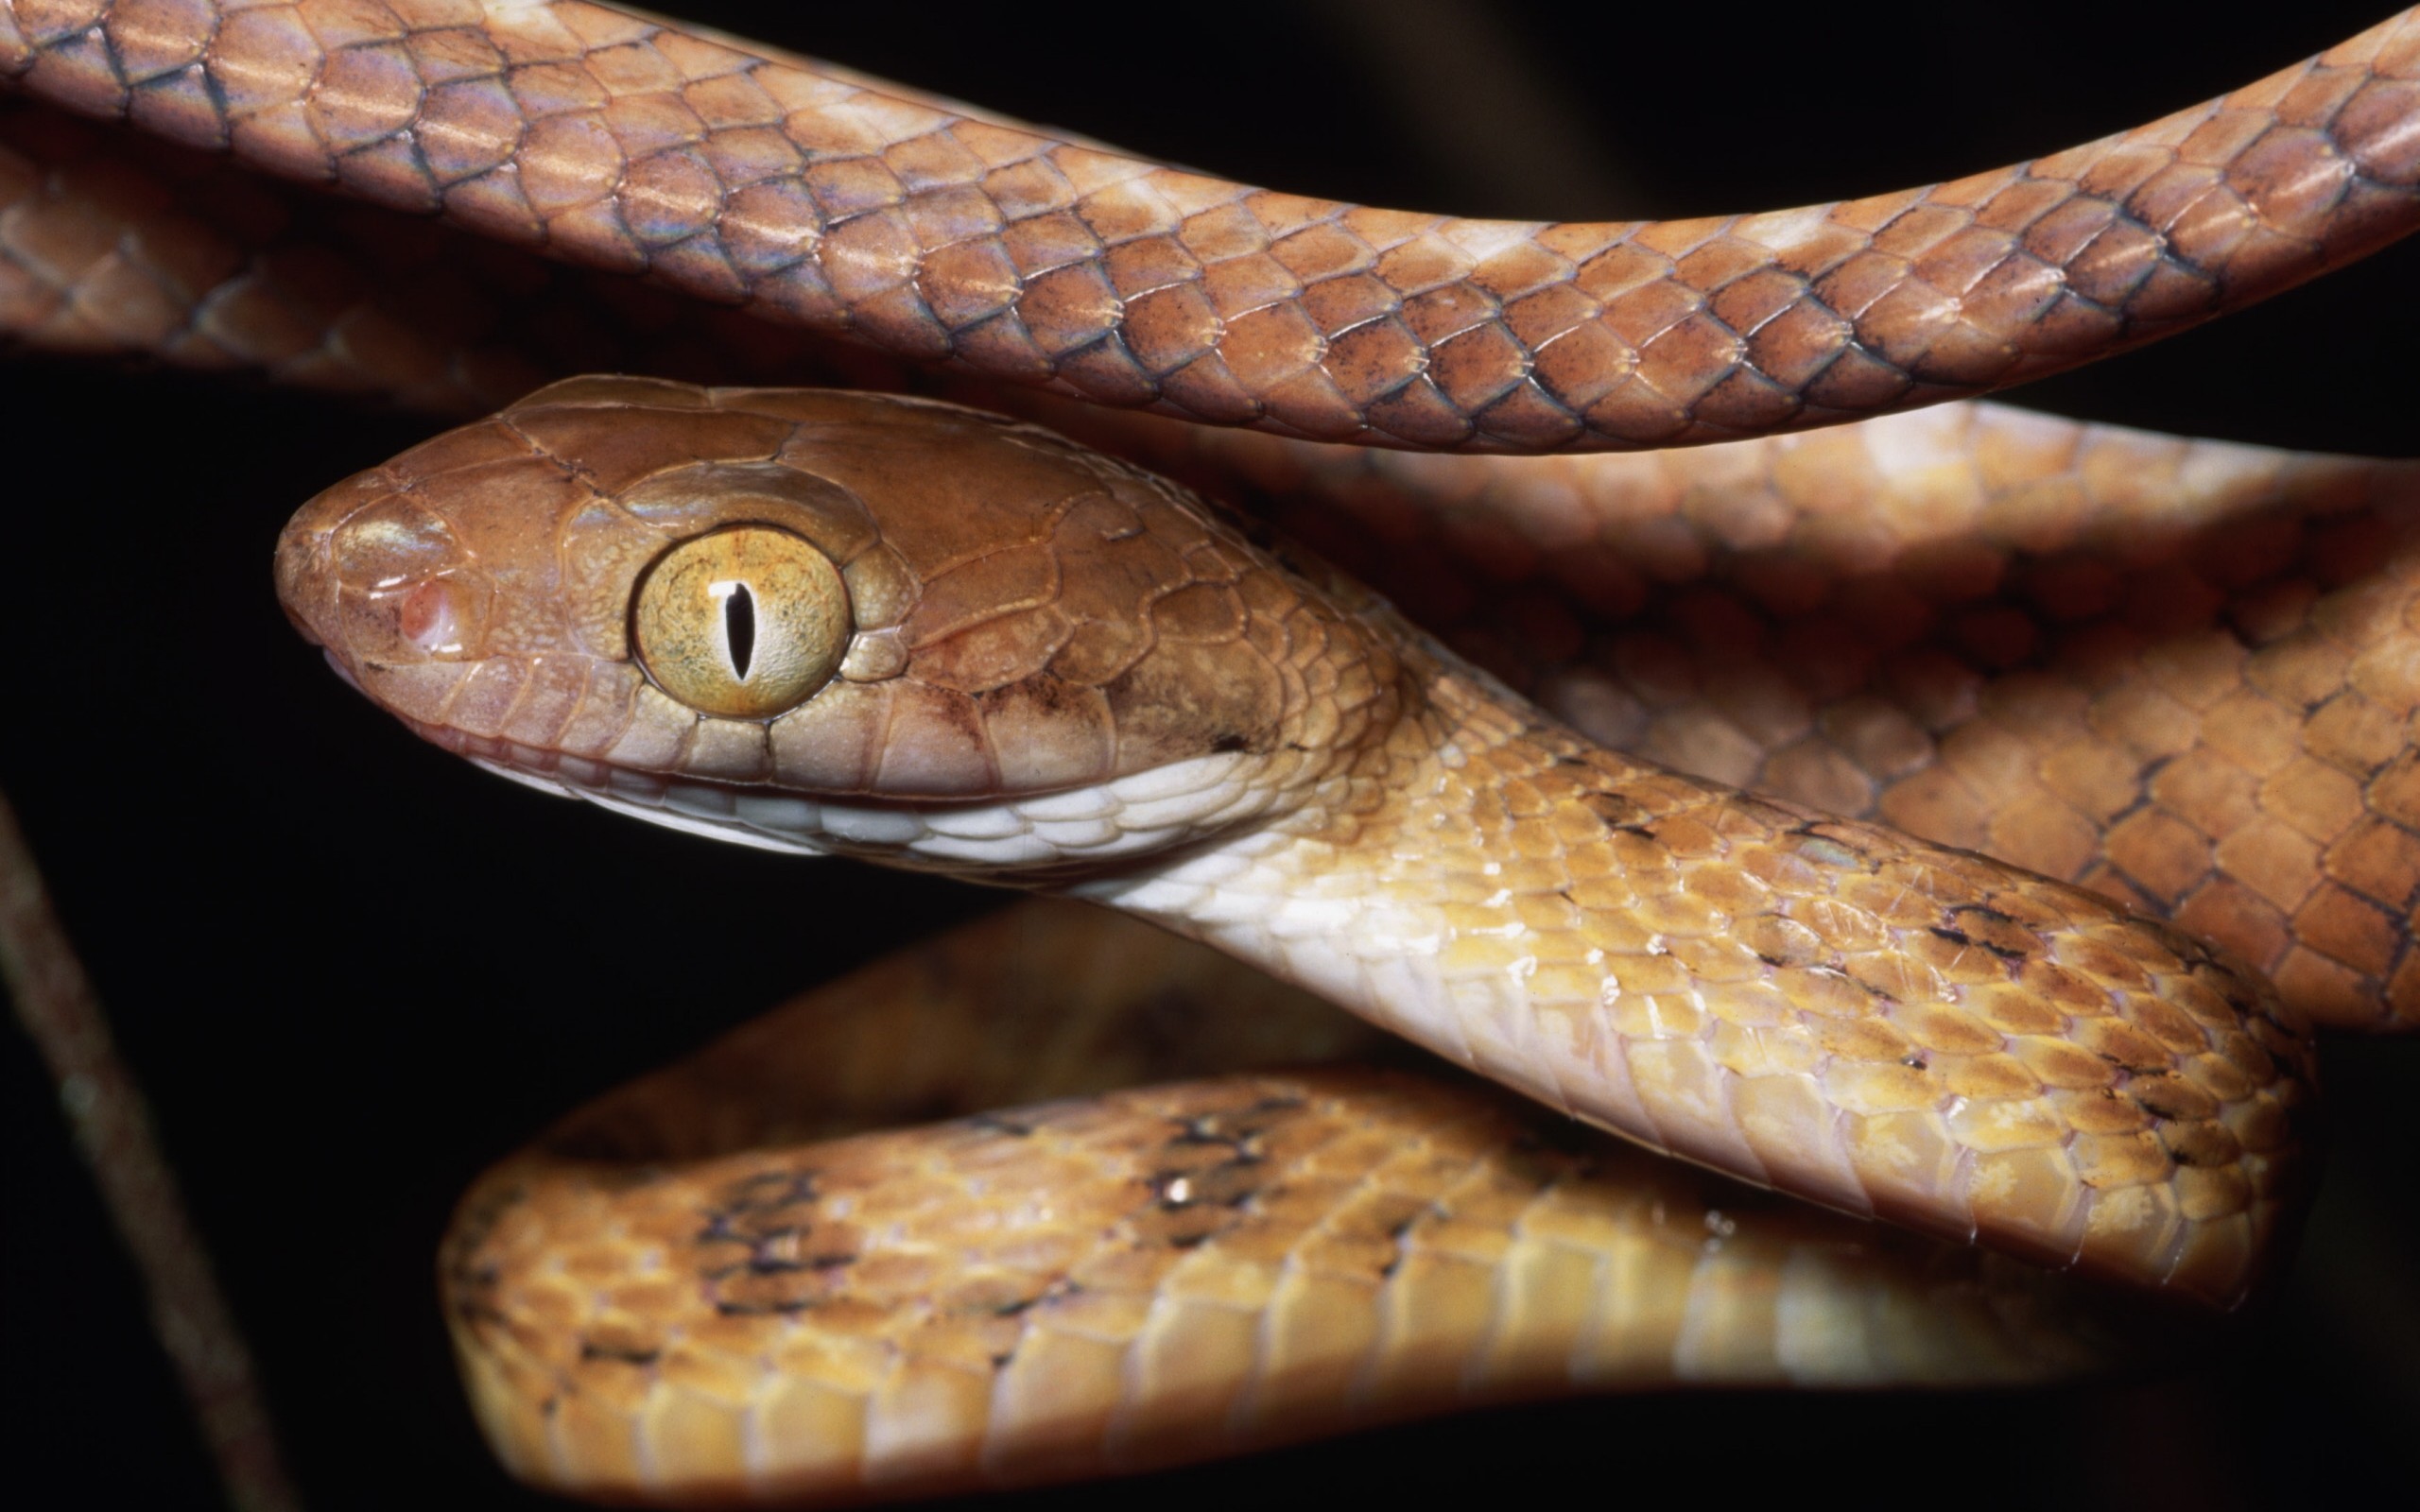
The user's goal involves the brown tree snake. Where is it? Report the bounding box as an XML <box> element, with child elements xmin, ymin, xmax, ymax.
<box><xmin>0</xmin><ymin>3</ymin><xmax>2410</xmax><ymax>1509</ymax></box>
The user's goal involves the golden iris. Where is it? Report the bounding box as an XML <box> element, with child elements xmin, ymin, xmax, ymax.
<box><xmin>632</xmin><ymin>526</ymin><xmax>851</xmax><ymax>718</ymax></box>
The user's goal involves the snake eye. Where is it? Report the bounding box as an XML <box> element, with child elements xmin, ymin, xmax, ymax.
<box><xmin>632</xmin><ymin>526</ymin><xmax>852</xmax><ymax>719</ymax></box>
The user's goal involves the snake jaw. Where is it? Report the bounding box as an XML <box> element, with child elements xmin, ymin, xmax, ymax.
<box><xmin>424</xmin><ymin>715</ymin><xmax>1303</xmax><ymax>879</ymax></box>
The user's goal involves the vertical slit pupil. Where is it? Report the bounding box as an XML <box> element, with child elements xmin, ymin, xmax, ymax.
<box><xmin>724</xmin><ymin>583</ymin><xmax>756</xmax><ymax>680</ymax></box>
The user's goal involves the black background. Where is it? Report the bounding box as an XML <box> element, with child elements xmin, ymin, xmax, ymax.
<box><xmin>4</xmin><ymin>3</ymin><xmax>2415</xmax><ymax>1508</ymax></box>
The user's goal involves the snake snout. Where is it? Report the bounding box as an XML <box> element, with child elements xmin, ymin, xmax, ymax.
<box><xmin>270</xmin><ymin>485</ymin><xmax>341</xmax><ymax>649</ymax></box>
<box><xmin>275</xmin><ymin>458</ymin><xmax>511</xmax><ymax>740</ymax></box>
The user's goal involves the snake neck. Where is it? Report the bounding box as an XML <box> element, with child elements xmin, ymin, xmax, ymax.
<box><xmin>1083</xmin><ymin>626</ymin><xmax>2316</xmax><ymax>1306</ymax></box>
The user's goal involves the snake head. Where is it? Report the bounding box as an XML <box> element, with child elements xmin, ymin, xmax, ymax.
<box><xmin>276</xmin><ymin>378</ymin><xmax>1400</xmax><ymax>877</ymax></box>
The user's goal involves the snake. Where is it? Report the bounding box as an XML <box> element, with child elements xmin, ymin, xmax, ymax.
<box><xmin>1</xmin><ymin>1</ymin><xmax>2415</xmax><ymax>1506</ymax></box>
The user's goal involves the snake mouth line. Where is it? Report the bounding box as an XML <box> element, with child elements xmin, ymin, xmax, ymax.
<box><xmin>407</xmin><ymin>723</ymin><xmax>853</xmax><ymax>858</ymax></box>
<box><xmin>414</xmin><ymin>723</ymin><xmax>1274</xmax><ymax>875</ymax></box>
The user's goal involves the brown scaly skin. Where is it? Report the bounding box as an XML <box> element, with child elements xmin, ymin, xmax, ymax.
<box><xmin>1206</xmin><ymin>419</ymin><xmax>2420</xmax><ymax>1030</ymax></box>
<box><xmin>445</xmin><ymin>902</ymin><xmax>2135</xmax><ymax>1507</ymax></box>
<box><xmin>2</xmin><ymin>1</ymin><xmax>2415</xmax><ymax>450</ymax></box>
<box><xmin>0</xmin><ymin>6</ymin><xmax>2400</xmax><ymax>1500</ymax></box>
<box><xmin>277</xmin><ymin>382</ymin><xmax>2318</xmax><ymax>1311</ymax></box>
<box><xmin>268</xmin><ymin>380</ymin><xmax>2313</xmax><ymax>1500</ymax></box>
<box><xmin>1</xmin><ymin>96</ymin><xmax>2411</xmax><ymax>1025</ymax></box>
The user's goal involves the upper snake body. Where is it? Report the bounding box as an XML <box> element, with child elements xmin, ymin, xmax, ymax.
<box><xmin>273</xmin><ymin>377</ymin><xmax>2319</xmax><ymax>1499</ymax></box>
<box><xmin>5</xmin><ymin>2</ymin><xmax>2416</xmax><ymax>449</ymax></box>
<box><xmin>1</xmin><ymin>2</ymin><xmax>2415</xmax><ymax>1506</ymax></box>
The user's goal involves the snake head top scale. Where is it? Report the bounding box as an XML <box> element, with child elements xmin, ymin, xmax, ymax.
<box><xmin>275</xmin><ymin>375</ymin><xmax>1409</xmax><ymax>881</ymax></box>
<box><xmin>280</xmin><ymin>374</ymin><xmax>2324</xmax><ymax>1311</ymax></box>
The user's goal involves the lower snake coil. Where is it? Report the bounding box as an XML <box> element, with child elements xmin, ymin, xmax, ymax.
<box><xmin>4</xmin><ymin>1</ymin><xmax>2417</xmax><ymax>1506</ymax></box>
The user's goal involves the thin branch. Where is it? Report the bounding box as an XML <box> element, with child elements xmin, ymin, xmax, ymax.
<box><xmin>0</xmin><ymin>788</ymin><xmax>304</xmax><ymax>1512</ymax></box>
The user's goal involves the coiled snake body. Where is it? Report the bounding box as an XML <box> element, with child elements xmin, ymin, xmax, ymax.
<box><xmin>275</xmin><ymin>379</ymin><xmax>2327</xmax><ymax>1500</ymax></box>
<box><xmin>2</xmin><ymin>1</ymin><xmax>2416</xmax><ymax>1505</ymax></box>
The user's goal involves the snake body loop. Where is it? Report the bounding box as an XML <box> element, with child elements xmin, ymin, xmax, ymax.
<box><xmin>3</xmin><ymin>3</ymin><xmax>2412</xmax><ymax>1504</ymax></box>
<box><xmin>440</xmin><ymin>897</ymin><xmax>2141</xmax><ymax>1504</ymax></box>
<box><xmin>6</xmin><ymin>1</ymin><xmax>2417</xmax><ymax>450</ymax></box>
